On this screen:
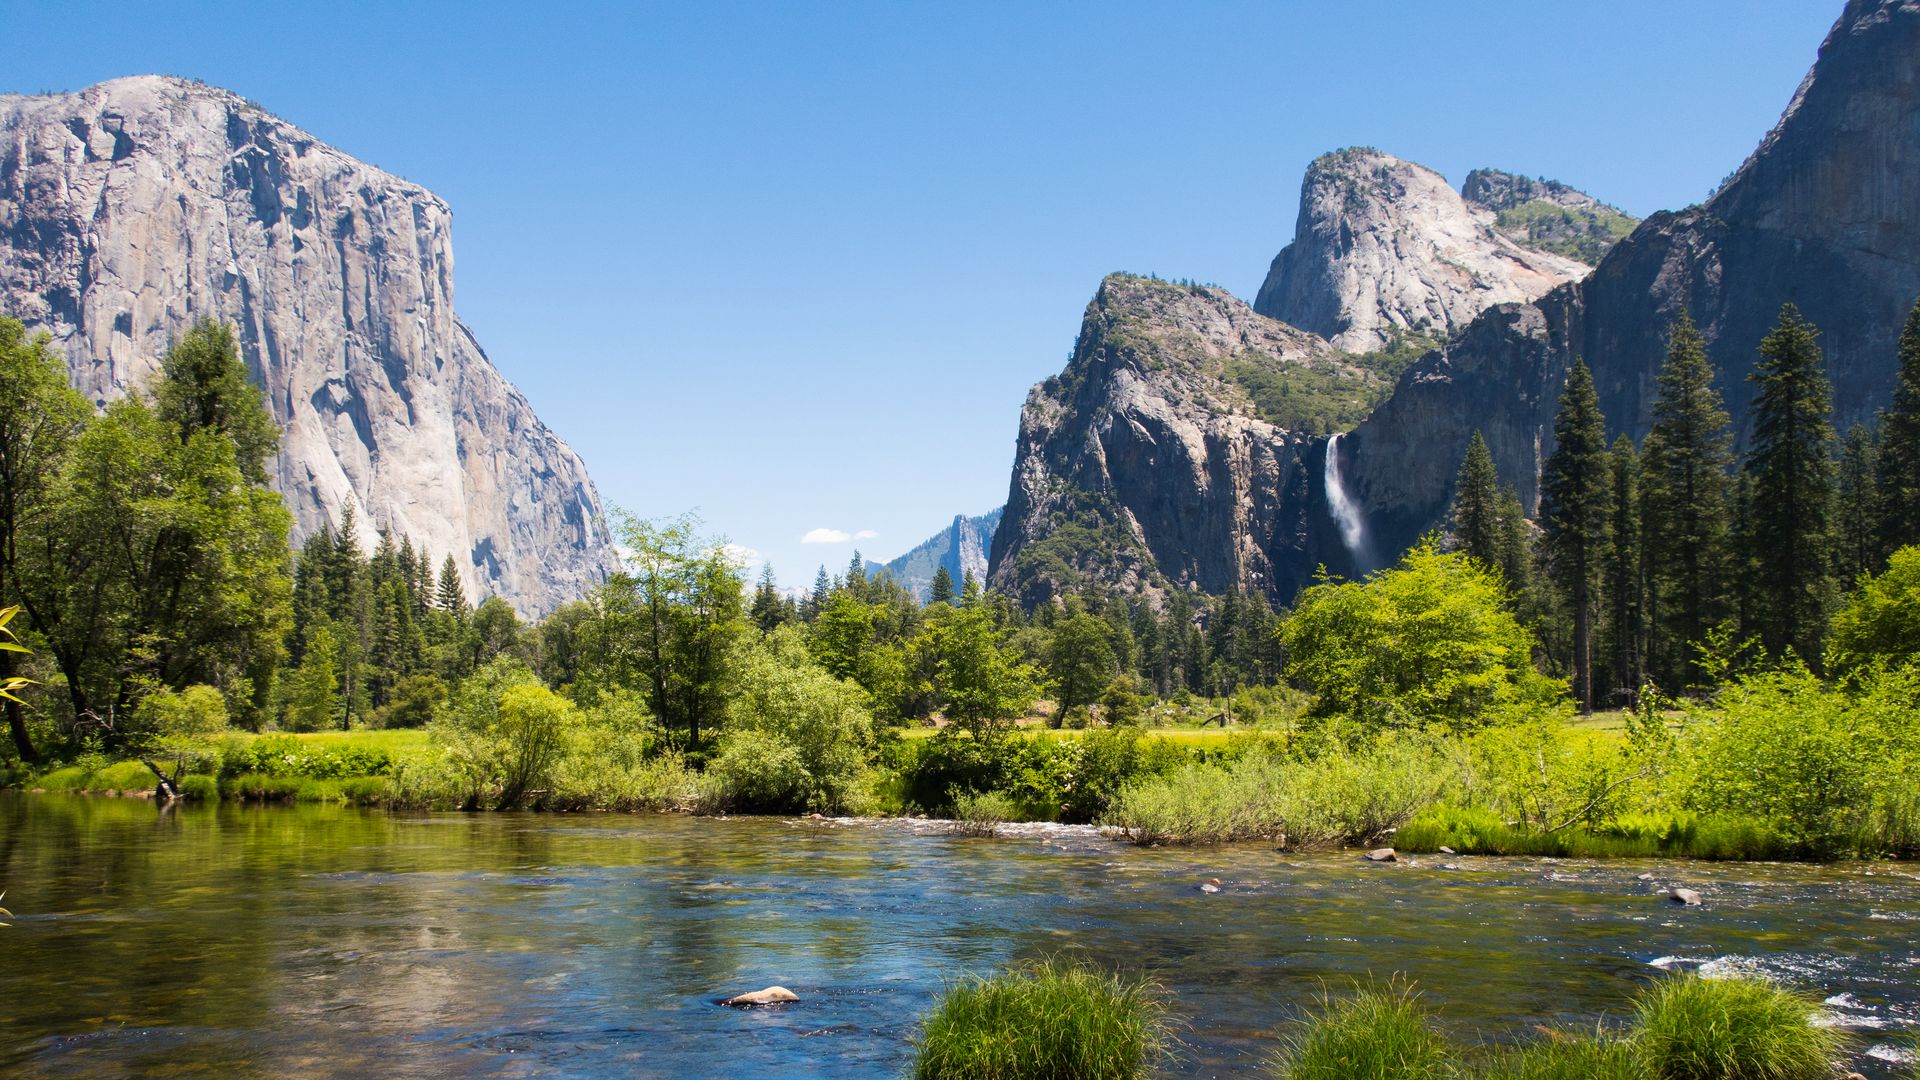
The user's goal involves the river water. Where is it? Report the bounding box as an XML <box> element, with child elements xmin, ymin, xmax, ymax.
<box><xmin>0</xmin><ymin>793</ymin><xmax>1914</xmax><ymax>1078</ymax></box>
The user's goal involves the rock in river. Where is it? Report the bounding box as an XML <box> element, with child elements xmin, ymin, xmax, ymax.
<box><xmin>1665</xmin><ymin>888</ymin><xmax>1704</xmax><ymax>907</ymax></box>
<box><xmin>1364</xmin><ymin>848</ymin><xmax>1397</xmax><ymax>863</ymax></box>
<box><xmin>723</xmin><ymin>986</ymin><xmax>799</xmax><ymax>1008</ymax></box>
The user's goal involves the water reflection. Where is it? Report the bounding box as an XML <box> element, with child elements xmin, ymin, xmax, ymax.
<box><xmin>1</xmin><ymin>794</ymin><xmax>1913</xmax><ymax>1078</ymax></box>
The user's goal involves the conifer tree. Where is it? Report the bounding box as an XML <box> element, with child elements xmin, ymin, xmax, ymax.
<box><xmin>1603</xmin><ymin>435</ymin><xmax>1644</xmax><ymax>705</ymax></box>
<box><xmin>803</xmin><ymin>565</ymin><xmax>831</xmax><ymax>622</ymax></box>
<box><xmin>749</xmin><ymin>563</ymin><xmax>788</xmax><ymax>636</ymax></box>
<box><xmin>929</xmin><ymin>564</ymin><xmax>955</xmax><ymax>605</ymax></box>
<box><xmin>1878</xmin><ymin>297</ymin><xmax>1920</xmax><ymax>552</ymax></box>
<box><xmin>1836</xmin><ymin>423</ymin><xmax>1881</xmax><ymax>585</ymax></box>
<box><xmin>1642</xmin><ymin>311</ymin><xmax>1735</xmax><ymax>686</ymax></box>
<box><xmin>1449</xmin><ymin>431</ymin><xmax>1503</xmax><ymax>568</ymax></box>
<box><xmin>1493</xmin><ymin>485</ymin><xmax>1534</xmax><ymax>604</ymax></box>
<box><xmin>436</xmin><ymin>555</ymin><xmax>470</xmax><ymax>617</ymax></box>
<box><xmin>1541</xmin><ymin>361</ymin><xmax>1612</xmax><ymax>711</ymax></box>
<box><xmin>1744</xmin><ymin>303</ymin><xmax>1837</xmax><ymax>661</ymax></box>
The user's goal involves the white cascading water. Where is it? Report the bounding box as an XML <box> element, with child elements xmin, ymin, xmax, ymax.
<box><xmin>1324</xmin><ymin>433</ymin><xmax>1367</xmax><ymax>559</ymax></box>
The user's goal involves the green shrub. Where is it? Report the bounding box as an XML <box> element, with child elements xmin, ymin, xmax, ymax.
<box><xmin>728</xmin><ymin>626</ymin><xmax>874</xmax><ymax>813</ymax></box>
<box><xmin>431</xmin><ymin>657</ymin><xmax>569</xmax><ymax>809</ymax></box>
<box><xmin>1395</xmin><ymin>806</ymin><xmax>1794</xmax><ymax>861</ymax></box>
<box><xmin>1826</xmin><ymin>546</ymin><xmax>1920</xmax><ymax>674</ymax></box>
<box><xmin>93</xmin><ymin>759</ymin><xmax>159</xmax><ymax>793</ymax></box>
<box><xmin>374</xmin><ymin>674</ymin><xmax>447</xmax><ymax>728</ymax></box>
<box><xmin>1631</xmin><ymin>974</ymin><xmax>1843</xmax><ymax>1080</ymax></box>
<box><xmin>178</xmin><ymin>774</ymin><xmax>220</xmax><ymax>802</ymax></box>
<box><xmin>1107</xmin><ymin>738</ymin><xmax>1445</xmax><ymax>847</ymax></box>
<box><xmin>133</xmin><ymin>684</ymin><xmax>230</xmax><ymax>745</ymax></box>
<box><xmin>1273</xmin><ymin>982</ymin><xmax>1457</xmax><ymax>1080</ymax></box>
<box><xmin>899</xmin><ymin>730</ymin><xmax>1074</xmax><ymax>820</ymax></box>
<box><xmin>1280</xmin><ymin>540</ymin><xmax>1566</xmax><ymax>732</ymax></box>
<box><xmin>951</xmin><ymin>790</ymin><xmax>1019</xmax><ymax>837</ymax></box>
<box><xmin>35</xmin><ymin>765</ymin><xmax>90</xmax><ymax>791</ymax></box>
<box><xmin>222</xmin><ymin>734</ymin><xmax>394</xmax><ymax>780</ymax></box>
<box><xmin>912</xmin><ymin>960</ymin><xmax>1167</xmax><ymax>1080</ymax></box>
<box><xmin>697</xmin><ymin>729</ymin><xmax>810</xmax><ymax>814</ymax></box>
<box><xmin>1679</xmin><ymin>662</ymin><xmax>1920</xmax><ymax>856</ymax></box>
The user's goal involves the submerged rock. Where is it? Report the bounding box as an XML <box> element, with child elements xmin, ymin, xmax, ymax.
<box><xmin>1665</xmin><ymin>888</ymin><xmax>1704</xmax><ymax>907</ymax></box>
<box><xmin>723</xmin><ymin>986</ymin><xmax>799</xmax><ymax>1008</ymax></box>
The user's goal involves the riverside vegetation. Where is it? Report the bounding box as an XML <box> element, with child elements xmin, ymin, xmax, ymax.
<box><xmin>2</xmin><ymin>300</ymin><xmax>1920</xmax><ymax>866</ymax></box>
<box><xmin>909</xmin><ymin>964</ymin><xmax>1870</xmax><ymax>1080</ymax></box>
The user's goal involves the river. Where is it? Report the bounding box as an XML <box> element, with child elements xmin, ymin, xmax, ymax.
<box><xmin>0</xmin><ymin>793</ymin><xmax>1914</xmax><ymax>1077</ymax></box>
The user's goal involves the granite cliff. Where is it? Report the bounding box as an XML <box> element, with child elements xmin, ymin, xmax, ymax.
<box><xmin>1344</xmin><ymin>0</ymin><xmax>1920</xmax><ymax>566</ymax></box>
<box><xmin>1251</xmin><ymin>148</ymin><xmax>1595</xmax><ymax>352</ymax></box>
<box><xmin>987</xmin><ymin>275</ymin><xmax>1368</xmax><ymax>606</ymax></box>
<box><xmin>0</xmin><ymin>76</ymin><xmax>619</xmax><ymax>615</ymax></box>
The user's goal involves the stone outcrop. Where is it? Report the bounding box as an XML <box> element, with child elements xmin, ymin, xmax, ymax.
<box><xmin>879</xmin><ymin>508</ymin><xmax>1002</xmax><ymax>602</ymax></box>
<box><xmin>1343</xmin><ymin>0</ymin><xmax>1920</xmax><ymax>568</ymax></box>
<box><xmin>1461</xmin><ymin>169</ymin><xmax>1639</xmax><ymax>266</ymax></box>
<box><xmin>987</xmin><ymin>274</ymin><xmax>1367</xmax><ymax>606</ymax></box>
<box><xmin>0</xmin><ymin>76</ymin><xmax>619</xmax><ymax>615</ymax></box>
<box><xmin>1253</xmin><ymin>148</ymin><xmax>1591</xmax><ymax>352</ymax></box>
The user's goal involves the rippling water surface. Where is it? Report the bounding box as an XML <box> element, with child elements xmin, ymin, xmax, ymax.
<box><xmin>1</xmin><ymin>793</ymin><xmax>1915</xmax><ymax>1077</ymax></box>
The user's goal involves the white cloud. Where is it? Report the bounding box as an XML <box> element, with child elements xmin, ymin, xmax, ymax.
<box><xmin>721</xmin><ymin>543</ymin><xmax>761</xmax><ymax>566</ymax></box>
<box><xmin>801</xmin><ymin>528</ymin><xmax>852</xmax><ymax>544</ymax></box>
<box><xmin>853</xmin><ymin>529</ymin><xmax>879</xmax><ymax>540</ymax></box>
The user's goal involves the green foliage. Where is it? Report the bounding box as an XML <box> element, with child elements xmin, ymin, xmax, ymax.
<box><xmin>1492</xmin><ymin>198</ymin><xmax>1636</xmax><ymax>264</ymax></box>
<box><xmin>1826</xmin><ymin>544</ymin><xmax>1920</xmax><ymax>674</ymax></box>
<box><xmin>1878</xmin><ymin>297</ymin><xmax>1920</xmax><ymax>552</ymax></box>
<box><xmin>1477</xmin><ymin>1037</ymin><xmax>1644</xmax><ymax>1080</ymax></box>
<box><xmin>1540</xmin><ymin>361</ymin><xmax>1612</xmax><ymax>710</ymax></box>
<box><xmin>1632</xmin><ymin>974</ymin><xmax>1842</xmax><ymax>1080</ymax></box>
<box><xmin>374</xmin><ymin>673</ymin><xmax>446</xmax><ymax>728</ymax></box>
<box><xmin>1744</xmin><ymin>304</ymin><xmax>1838</xmax><ymax>662</ymax></box>
<box><xmin>697</xmin><ymin>728</ymin><xmax>810</xmax><ymax>813</ymax></box>
<box><xmin>1107</xmin><ymin>738</ymin><xmax>1446</xmax><ymax>847</ymax></box>
<box><xmin>1396</xmin><ymin>806</ymin><xmax>1791</xmax><ymax>861</ymax></box>
<box><xmin>1643</xmin><ymin>310</ymin><xmax>1736</xmax><ymax>687</ymax></box>
<box><xmin>1449</xmin><ymin>431</ymin><xmax>1503</xmax><ymax>570</ymax></box>
<box><xmin>1273</xmin><ymin>982</ymin><xmax>1457</xmax><ymax>1080</ymax></box>
<box><xmin>1281</xmin><ymin>541</ymin><xmax>1564</xmax><ymax>730</ymax></box>
<box><xmin>219</xmin><ymin>733</ymin><xmax>395</xmax><ymax>780</ymax></box>
<box><xmin>899</xmin><ymin>730</ymin><xmax>1076</xmax><ymax>820</ymax></box>
<box><xmin>132</xmin><ymin>684</ymin><xmax>230</xmax><ymax>744</ymax></box>
<box><xmin>1048</xmin><ymin>610</ymin><xmax>1116</xmax><ymax>727</ymax></box>
<box><xmin>1678</xmin><ymin>661</ymin><xmax>1920</xmax><ymax>856</ymax></box>
<box><xmin>933</xmin><ymin>604</ymin><xmax>1042</xmax><ymax>739</ymax></box>
<box><xmin>950</xmin><ymin>789</ymin><xmax>1019</xmax><ymax>836</ymax></box>
<box><xmin>912</xmin><ymin>960</ymin><xmax>1168</xmax><ymax>1080</ymax></box>
<box><xmin>720</xmin><ymin>625</ymin><xmax>873</xmax><ymax>812</ymax></box>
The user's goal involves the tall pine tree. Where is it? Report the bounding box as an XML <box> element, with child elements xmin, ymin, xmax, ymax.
<box><xmin>1642</xmin><ymin>311</ymin><xmax>1735</xmax><ymax>687</ymax></box>
<box><xmin>1541</xmin><ymin>361</ymin><xmax>1612</xmax><ymax>711</ymax></box>
<box><xmin>1603</xmin><ymin>435</ymin><xmax>1644</xmax><ymax>705</ymax></box>
<box><xmin>1835</xmin><ymin>423</ymin><xmax>1881</xmax><ymax>585</ymax></box>
<box><xmin>1878</xmin><ymin>297</ymin><xmax>1920</xmax><ymax>552</ymax></box>
<box><xmin>1743</xmin><ymin>303</ymin><xmax>1837</xmax><ymax>661</ymax></box>
<box><xmin>1449</xmin><ymin>431</ymin><xmax>1503</xmax><ymax>569</ymax></box>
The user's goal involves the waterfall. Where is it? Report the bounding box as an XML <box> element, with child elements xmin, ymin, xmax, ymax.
<box><xmin>1324</xmin><ymin>433</ymin><xmax>1367</xmax><ymax>559</ymax></box>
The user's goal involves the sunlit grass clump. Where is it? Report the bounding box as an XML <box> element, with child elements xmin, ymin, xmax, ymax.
<box><xmin>1479</xmin><ymin>1034</ymin><xmax>1641</xmax><ymax>1080</ymax></box>
<box><xmin>912</xmin><ymin>959</ymin><xmax>1168</xmax><ymax>1080</ymax></box>
<box><xmin>1273</xmin><ymin>982</ymin><xmax>1457</xmax><ymax>1080</ymax></box>
<box><xmin>1632</xmin><ymin>973</ymin><xmax>1843</xmax><ymax>1080</ymax></box>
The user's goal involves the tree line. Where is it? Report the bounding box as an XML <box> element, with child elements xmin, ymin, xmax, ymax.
<box><xmin>1459</xmin><ymin>299</ymin><xmax>1920</xmax><ymax>710</ymax></box>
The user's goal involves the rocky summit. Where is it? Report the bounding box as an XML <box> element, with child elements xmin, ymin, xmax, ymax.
<box><xmin>988</xmin><ymin>274</ymin><xmax>1369</xmax><ymax>607</ymax></box>
<box><xmin>1345</xmin><ymin>0</ymin><xmax>1920</xmax><ymax>567</ymax></box>
<box><xmin>880</xmin><ymin>508</ymin><xmax>1002</xmax><ymax>603</ymax></box>
<box><xmin>1252</xmin><ymin>148</ymin><xmax>1593</xmax><ymax>353</ymax></box>
<box><xmin>1460</xmin><ymin>169</ymin><xmax>1639</xmax><ymax>266</ymax></box>
<box><xmin>0</xmin><ymin>76</ymin><xmax>619</xmax><ymax>615</ymax></box>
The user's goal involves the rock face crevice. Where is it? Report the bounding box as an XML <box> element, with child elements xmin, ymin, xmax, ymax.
<box><xmin>0</xmin><ymin>75</ymin><xmax>619</xmax><ymax>615</ymax></box>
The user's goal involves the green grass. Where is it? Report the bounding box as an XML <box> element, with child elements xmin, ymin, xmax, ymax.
<box><xmin>1632</xmin><ymin>974</ymin><xmax>1844</xmax><ymax>1080</ymax></box>
<box><xmin>1478</xmin><ymin>1035</ymin><xmax>1641</xmax><ymax>1080</ymax></box>
<box><xmin>950</xmin><ymin>790</ymin><xmax>1019</xmax><ymax>837</ymax></box>
<box><xmin>912</xmin><ymin>959</ymin><xmax>1168</xmax><ymax>1080</ymax></box>
<box><xmin>1274</xmin><ymin>982</ymin><xmax>1457</xmax><ymax>1080</ymax></box>
<box><xmin>1396</xmin><ymin>806</ymin><xmax>1796</xmax><ymax>861</ymax></box>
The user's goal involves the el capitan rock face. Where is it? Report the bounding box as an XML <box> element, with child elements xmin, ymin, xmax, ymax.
<box><xmin>988</xmin><ymin>274</ymin><xmax>1366</xmax><ymax>607</ymax></box>
<box><xmin>0</xmin><ymin>75</ymin><xmax>619</xmax><ymax>615</ymax></box>
<box><xmin>1344</xmin><ymin>0</ymin><xmax>1920</xmax><ymax>567</ymax></box>
<box><xmin>1252</xmin><ymin>148</ymin><xmax>1592</xmax><ymax>353</ymax></box>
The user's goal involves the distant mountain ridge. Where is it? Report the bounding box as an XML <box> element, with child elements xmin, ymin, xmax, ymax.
<box><xmin>880</xmin><ymin>508</ymin><xmax>1002</xmax><ymax>602</ymax></box>
<box><xmin>0</xmin><ymin>75</ymin><xmax>620</xmax><ymax>615</ymax></box>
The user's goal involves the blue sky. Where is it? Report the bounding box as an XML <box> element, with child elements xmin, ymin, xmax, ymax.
<box><xmin>4</xmin><ymin>1</ymin><xmax>1839</xmax><ymax>589</ymax></box>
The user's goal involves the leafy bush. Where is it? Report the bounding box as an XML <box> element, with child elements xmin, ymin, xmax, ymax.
<box><xmin>951</xmin><ymin>789</ymin><xmax>1019</xmax><ymax>836</ymax></box>
<box><xmin>727</xmin><ymin>626</ymin><xmax>874</xmax><ymax>812</ymax></box>
<box><xmin>1281</xmin><ymin>541</ymin><xmax>1565</xmax><ymax>731</ymax></box>
<box><xmin>178</xmin><ymin>773</ymin><xmax>220</xmax><ymax>801</ymax></box>
<box><xmin>697</xmin><ymin>728</ymin><xmax>810</xmax><ymax>813</ymax></box>
<box><xmin>133</xmin><ymin>684</ymin><xmax>230</xmax><ymax>744</ymax></box>
<box><xmin>1678</xmin><ymin>662</ymin><xmax>1920</xmax><ymax>856</ymax></box>
<box><xmin>220</xmin><ymin>734</ymin><xmax>394</xmax><ymax>780</ymax></box>
<box><xmin>1273</xmin><ymin>982</ymin><xmax>1457</xmax><ymax>1080</ymax></box>
<box><xmin>1396</xmin><ymin>806</ymin><xmax>1792</xmax><ymax>861</ymax></box>
<box><xmin>1107</xmin><ymin>738</ymin><xmax>1446</xmax><ymax>847</ymax></box>
<box><xmin>374</xmin><ymin>674</ymin><xmax>446</xmax><ymax>728</ymax></box>
<box><xmin>912</xmin><ymin>960</ymin><xmax>1167</xmax><ymax>1080</ymax></box>
<box><xmin>1057</xmin><ymin>727</ymin><xmax>1190</xmax><ymax>824</ymax></box>
<box><xmin>1826</xmin><ymin>545</ymin><xmax>1920</xmax><ymax>675</ymax></box>
<box><xmin>898</xmin><ymin>730</ymin><xmax>1075</xmax><ymax>820</ymax></box>
<box><xmin>1632</xmin><ymin>974</ymin><xmax>1842</xmax><ymax>1080</ymax></box>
